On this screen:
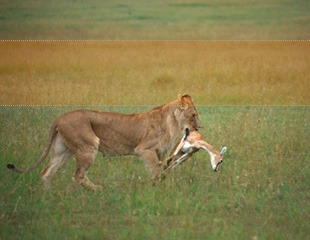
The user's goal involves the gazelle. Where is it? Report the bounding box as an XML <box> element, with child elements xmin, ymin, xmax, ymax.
<box><xmin>161</xmin><ymin>129</ymin><xmax>227</xmax><ymax>176</ymax></box>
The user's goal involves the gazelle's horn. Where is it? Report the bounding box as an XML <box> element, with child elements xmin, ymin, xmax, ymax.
<box><xmin>220</xmin><ymin>146</ymin><xmax>227</xmax><ymax>156</ymax></box>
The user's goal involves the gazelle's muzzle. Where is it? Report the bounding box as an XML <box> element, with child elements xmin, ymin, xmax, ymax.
<box><xmin>214</xmin><ymin>159</ymin><xmax>223</xmax><ymax>172</ymax></box>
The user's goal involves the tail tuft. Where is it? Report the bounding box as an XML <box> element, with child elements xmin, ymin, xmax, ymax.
<box><xmin>7</xmin><ymin>164</ymin><xmax>15</xmax><ymax>170</ymax></box>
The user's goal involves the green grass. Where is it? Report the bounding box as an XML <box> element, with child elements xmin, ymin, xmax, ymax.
<box><xmin>0</xmin><ymin>106</ymin><xmax>309</xmax><ymax>239</ymax></box>
<box><xmin>0</xmin><ymin>0</ymin><xmax>309</xmax><ymax>39</ymax></box>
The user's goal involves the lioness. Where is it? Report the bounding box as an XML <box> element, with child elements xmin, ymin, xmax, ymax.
<box><xmin>7</xmin><ymin>94</ymin><xmax>200</xmax><ymax>190</ymax></box>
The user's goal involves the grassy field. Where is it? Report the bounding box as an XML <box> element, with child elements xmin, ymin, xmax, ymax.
<box><xmin>0</xmin><ymin>106</ymin><xmax>309</xmax><ymax>239</ymax></box>
<box><xmin>0</xmin><ymin>0</ymin><xmax>309</xmax><ymax>40</ymax></box>
<box><xmin>1</xmin><ymin>41</ymin><xmax>309</xmax><ymax>105</ymax></box>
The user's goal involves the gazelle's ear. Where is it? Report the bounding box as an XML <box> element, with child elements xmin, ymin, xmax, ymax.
<box><xmin>177</xmin><ymin>94</ymin><xmax>188</xmax><ymax>110</ymax></box>
<box><xmin>220</xmin><ymin>146</ymin><xmax>227</xmax><ymax>156</ymax></box>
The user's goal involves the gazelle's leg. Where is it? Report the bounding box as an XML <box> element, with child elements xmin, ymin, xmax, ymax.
<box><xmin>161</xmin><ymin>138</ymin><xmax>186</xmax><ymax>168</ymax></box>
<box><xmin>172</xmin><ymin>153</ymin><xmax>192</xmax><ymax>170</ymax></box>
<box><xmin>161</xmin><ymin>155</ymin><xmax>174</xmax><ymax>169</ymax></box>
<box><xmin>161</xmin><ymin>153</ymin><xmax>192</xmax><ymax>176</ymax></box>
<box><xmin>173</xmin><ymin>140</ymin><xmax>186</xmax><ymax>156</ymax></box>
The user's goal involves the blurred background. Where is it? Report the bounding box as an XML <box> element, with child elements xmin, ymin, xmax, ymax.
<box><xmin>0</xmin><ymin>0</ymin><xmax>309</xmax><ymax>40</ymax></box>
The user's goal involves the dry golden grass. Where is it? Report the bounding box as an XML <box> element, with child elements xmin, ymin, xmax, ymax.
<box><xmin>0</xmin><ymin>41</ymin><xmax>309</xmax><ymax>105</ymax></box>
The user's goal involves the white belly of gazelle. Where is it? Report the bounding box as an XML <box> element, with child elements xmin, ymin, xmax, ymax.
<box><xmin>182</xmin><ymin>141</ymin><xmax>194</xmax><ymax>153</ymax></box>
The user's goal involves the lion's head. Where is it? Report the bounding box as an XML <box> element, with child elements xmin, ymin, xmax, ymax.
<box><xmin>174</xmin><ymin>94</ymin><xmax>201</xmax><ymax>133</ymax></box>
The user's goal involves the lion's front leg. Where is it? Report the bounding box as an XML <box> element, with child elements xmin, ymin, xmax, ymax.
<box><xmin>135</xmin><ymin>149</ymin><xmax>161</xmax><ymax>180</ymax></box>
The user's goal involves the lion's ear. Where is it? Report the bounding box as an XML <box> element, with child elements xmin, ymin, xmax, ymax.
<box><xmin>177</xmin><ymin>94</ymin><xmax>183</xmax><ymax>103</ymax></box>
<box><xmin>177</xmin><ymin>94</ymin><xmax>188</xmax><ymax>110</ymax></box>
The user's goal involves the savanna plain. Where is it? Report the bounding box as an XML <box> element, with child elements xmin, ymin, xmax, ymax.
<box><xmin>0</xmin><ymin>41</ymin><xmax>309</xmax><ymax>239</ymax></box>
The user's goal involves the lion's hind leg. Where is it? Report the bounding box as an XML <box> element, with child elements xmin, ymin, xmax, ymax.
<box><xmin>74</xmin><ymin>150</ymin><xmax>103</xmax><ymax>190</ymax></box>
<box><xmin>41</xmin><ymin>134</ymin><xmax>73</xmax><ymax>189</ymax></box>
<box><xmin>73</xmin><ymin>138</ymin><xmax>103</xmax><ymax>191</ymax></box>
<box><xmin>57</xmin><ymin>124</ymin><xmax>102</xmax><ymax>191</ymax></box>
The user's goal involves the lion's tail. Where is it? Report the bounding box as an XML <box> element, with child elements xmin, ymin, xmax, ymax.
<box><xmin>7</xmin><ymin>121</ymin><xmax>58</xmax><ymax>173</ymax></box>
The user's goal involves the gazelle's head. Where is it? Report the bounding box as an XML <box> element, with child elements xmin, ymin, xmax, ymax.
<box><xmin>211</xmin><ymin>147</ymin><xmax>227</xmax><ymax>172</ymax></box>
<box><xmin>173</xmin><ymin>130</ymin><xmax>227</xmax><ymax>172</ymax></box>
